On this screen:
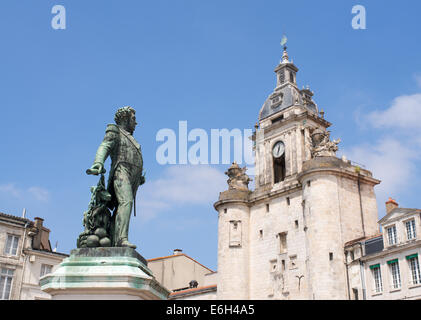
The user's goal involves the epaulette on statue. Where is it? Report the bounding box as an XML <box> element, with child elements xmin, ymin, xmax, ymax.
<box><xmin>106</xmin><ymin>124</ymin><xmax>119</xmax><ymax>133</ymax></box>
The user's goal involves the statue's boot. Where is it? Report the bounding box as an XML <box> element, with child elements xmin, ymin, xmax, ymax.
<box><xmin>119</xmin><ymin>239</ymin><xmax>137</xmax><ymax>249</ymax></box>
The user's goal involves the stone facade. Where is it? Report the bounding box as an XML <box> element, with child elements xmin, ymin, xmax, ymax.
<box><xmin>0</xmin><ymin>212</ymin><xmax>68</xmax><ymax>300</ymax></box>
<box><xmin>214</xmin><ymin>47</ymin><xmax>381</xmax><ymax>300</ymax></box>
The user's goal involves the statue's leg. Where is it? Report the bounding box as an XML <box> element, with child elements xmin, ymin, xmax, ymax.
<box><xmin>113</xmin><ymin>166</ymin><xmax>136</xmax><ymax>249</ymax></box>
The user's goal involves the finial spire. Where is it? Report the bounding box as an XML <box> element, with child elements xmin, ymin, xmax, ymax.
<box><xmin>281</xmin><ymin>47</ymin><xmax>289</xmax><ymax>63</ymax></box>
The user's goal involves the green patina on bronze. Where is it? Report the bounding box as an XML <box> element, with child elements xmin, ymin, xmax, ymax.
<box><xmin>39</xmin><ymin>248</ymin><xmax>170</xmax><ymax>299</ymax></box>
<box><xmin>77</xmin><ymin>106</ymin><xmax>145</xmax><ymax>249</ymax></box>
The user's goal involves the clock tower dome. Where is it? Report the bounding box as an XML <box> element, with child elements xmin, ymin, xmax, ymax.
<box><xmin>254</xmin><ymin>45</ymin><xmax>330</xmax><ymax>193</ymax></box>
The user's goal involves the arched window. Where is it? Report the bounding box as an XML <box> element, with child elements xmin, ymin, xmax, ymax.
<box><xmin>272</xmin><ymin>141</ymin><xmax>286</xmax><ymax>183</ymax></box>
<box><xmin>274</xmin><ymin>154</ymin><xmax>286</xmax><ymax>183</ymax></box>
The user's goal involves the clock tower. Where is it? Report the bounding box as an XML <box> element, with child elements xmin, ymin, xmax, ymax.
<box><xmin>254</xmin><ymin>44</ymin><xmax>327</xmax><ymax>192</ymax></box>
<box><xmin>214</xmin><ymin>43</ymin><xmax>381</xmax><ymax>300</ymax></box>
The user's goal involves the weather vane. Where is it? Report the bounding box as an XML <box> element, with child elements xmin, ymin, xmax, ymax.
<box><xmin>280</xmin><ymin>34</ymin><xmax>288</xmax><ymax>50</ymax></box>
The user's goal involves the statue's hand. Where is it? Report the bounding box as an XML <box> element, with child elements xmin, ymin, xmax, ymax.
<box><xmin>86</xmin><ymin>163</ymin><xmax>106</xmax><ymax>175</ymax></box>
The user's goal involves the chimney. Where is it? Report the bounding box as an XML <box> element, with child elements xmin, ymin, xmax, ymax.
<box><xmin>32</xmin><ymin>217</ymin><xmax>44</xmax><ymax>250</ymax></box>
<box><xmin>386</xmin><ymin>198</ymin><xmax>399</xmax><ymax>214</ymax></box>
<box><xmin>173</xmin><ymin>249</ymin><xmax>183</xmax><ymax>255</ymax></box>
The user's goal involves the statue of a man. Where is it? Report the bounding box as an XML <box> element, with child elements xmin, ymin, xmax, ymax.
<box><xmin>86</xmin><ymin>106</ymin><xmax>145</xmax><ymax>249</ymax></box>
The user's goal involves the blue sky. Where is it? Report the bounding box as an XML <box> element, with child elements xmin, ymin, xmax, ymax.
<box><xmin>0</xmin><ymin>0</ymin><xmax>420</xmax><ymax>271</ymax></box>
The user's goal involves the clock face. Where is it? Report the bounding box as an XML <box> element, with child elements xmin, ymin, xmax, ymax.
<box><xmin>273</xmin><ymin>141</ymin><xmax>285</xmax><ymax>158</ymax></box>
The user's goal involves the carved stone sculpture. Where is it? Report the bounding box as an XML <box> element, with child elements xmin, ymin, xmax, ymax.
<box><xmin>225</xmin><ymin>162</ymin><xmax>251</xmax><ymax>191</ymax></box>
<box><xmin>309</xmin><ymin>128</ymin><xmax>341</xmax><ymax>158</ymax></box>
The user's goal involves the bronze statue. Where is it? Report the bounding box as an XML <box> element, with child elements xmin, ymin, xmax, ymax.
<box><xmin>77</xmin><ymin>174</ymin><xmax>112</xmax><ymax>248</ymax></box>
<box><xmin>78</xmin><ymin>106</ymin><xmax>145</xmax><ymax>249</ymax></box>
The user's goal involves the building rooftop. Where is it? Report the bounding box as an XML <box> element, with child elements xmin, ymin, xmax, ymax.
<box><xmin>168</xmin><ymin>285</ymin><xmax>217</xmax><ymax>299</ymax></box>
<box><xmin>0</xmin><ymin>211</ymin><xmax>67</xmax><ymax>256</ymax></box>
<box><xmin>0</xmin><ymin>211</ymin><xmax>33</xmax><ymax>225</ymax></box>
<box><xmin>379</xmin><ymin>207</ymin><xmax>421</xmax><ymax>225</ymax></box>
<box><xmin>147</xmin><ymin>252</ymin><xmax>215</xmax><ymax>273</ymax></box>
<box><xmin>345</xmin><ymin>233</ymin><xmax>383</xmax><ymax>247</ymax></box>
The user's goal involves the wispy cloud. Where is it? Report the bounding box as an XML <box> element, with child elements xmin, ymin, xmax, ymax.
<box><xmin>0</xmin><ymin>184</ymin><xmax>22</xmax><ymax>198</ymax></box>
<box><xmin>344</xmin><ymin>78</ymin><xmax>421</xmax><ymax>213</ymax></box>
<box><xmin>136</xmin><ymin>165</ymin><xmax>226</xmax><ymax>222</ymax></box>
<box><xmin>0</xmin><ymin>184</ymin><xmax>51</xmax><ymax>203</ymax></box>
<box><xmin>28</xmin><ymin>187</ymin><xmax>50</xmax><ymax>202</ymax></box>
<box><xmin>343</xmin><ymin>138</ymin><xmax>419</xmax><ymax>202</ymax></box>
<box><xmin>365</xmin><ymin>93</ymin><xmax>421</xmax><ymax>131</ymax></box>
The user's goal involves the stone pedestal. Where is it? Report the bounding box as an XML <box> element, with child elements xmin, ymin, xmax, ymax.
<box><xmin>40</xmin><ymin>247</ymin><xmax>170</xmax><ymax>300</ymax></box>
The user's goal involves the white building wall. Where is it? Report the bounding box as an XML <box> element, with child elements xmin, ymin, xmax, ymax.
<box><xmin>303</xmin><ymin>174</ymin><xmax>348</xmax><ymax>299</ymax></box>
<box><xmin>364</xmin><ymin>247</ymin><xmax>421</xmax><ymax>300</ymax></box>
<box><xmin>216</xmin><ymin>202</ymin><xmax>250</xmax><ymax>300</ymax></box>
<box><xmin>0</xmin><ymin>218</ymin><xmax>66</xmax><ymax>300</ymax></box>
<box><xmin>0</xmin><ymin>221</ymin><xmax>30</xmax><ymax>300</ymax></box>
<box><xmin>359</xmin><ymin>182</ymin><xmax>381</xmax><ymax>237</ymax></box>
<box><xmin>20</xmin><ymin>251</ymin><xmax>65</xmax><ymax>300</ymax></box>
<box><xmin>148</xmin><ymin>254</ymin><xmax>213</xmax><ymax>292</ymax></box>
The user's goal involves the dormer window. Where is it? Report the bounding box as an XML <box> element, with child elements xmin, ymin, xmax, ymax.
<box><xmin>387</xmin><ymin>225</ymin><xmax>397</xmax><ymax>246</ymax></box>
<box><xmin>405</xmin><ymin>219</ymin><xmax>416</xmax><ymax>240</ymax></box>
<box><xmin>271</xmin><ymin>93</ymin><xmax>283</xmax><ymax>109</ymax></box>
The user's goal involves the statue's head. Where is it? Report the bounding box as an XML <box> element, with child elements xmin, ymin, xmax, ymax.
<box><xmin>114</xmin><ymin>106</ymin><xmax>137</xmax><ymax>134</ymax></box>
